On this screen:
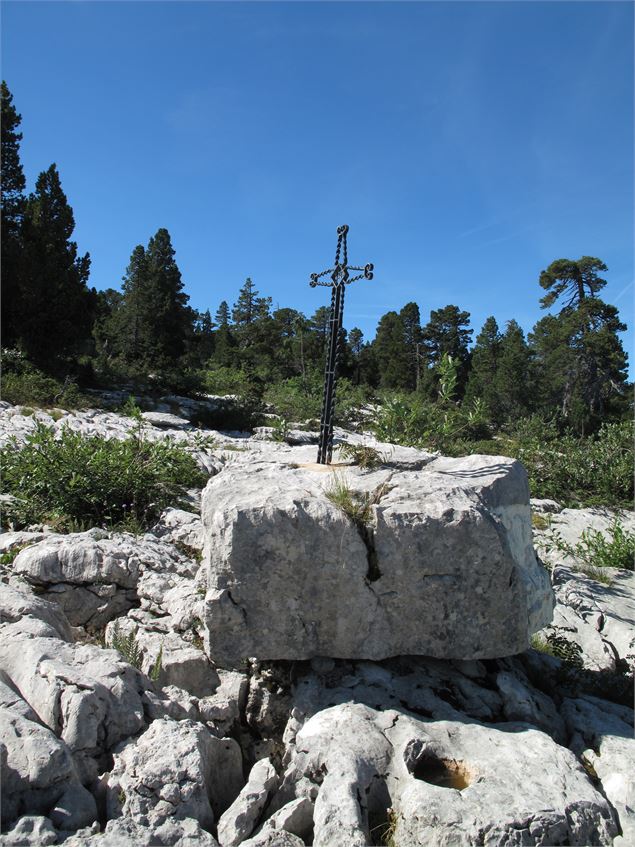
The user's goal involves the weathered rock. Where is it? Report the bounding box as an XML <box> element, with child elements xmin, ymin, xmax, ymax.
<box><xmin>107</xmin><ymin>719</ymin><xmax>243</xmax><ymax>828</ymax></box>
<box><xmin>202</xmin><ymin>455</ymin><xmax>553</xmax><ymax>664</ymax></box>
<box><xmin>198</xmin><ymin>669</ymin><xmax>248</xmax><ymax>731</ymax></box>
<box><xmin>141</xmin><ymin>411</ymin><xmax>192</xmax><ymax>429</ymax></box>
<box><xmin>386</xmin><ymin>712</ymin><xmax>618</xmax><ymax>846</ymax></box>
<box><xmin>153</xmin><ymin>507</ymin><xmax>205</xmax><ymax>551</ymax></box>
<box><xmin>105</xmin><ymin>613</ymin><xmax>219</xmax><ymax>698</ymax></box>
<box><xmin>0</xmin><ymin>586</ymin><xmax>147</xmax><ymax>783</ymax></box>
<box><xmin>0</xmin><ymin>582</ymin><xmax>72</xmax><ymax>641</ymax></box>
<box><xmin>0</xmin><ymin>705</ymin><xmax>93</xmax><ymax>828</ymax></box>
<box><xmin>49</xmin><ymin>782</ymin><xmax>98</xmax><ymax>830</ymax></box>
<box><xmin>495</xmin><ymin>667</ymin><xmax>567</xmax><ymax>742</ymax></box>
<box><xmin>60</xmin><ymin>816</ymin><xmax>219</xmax><ymax>846</ymax></box>
<box><xmin>0</xmin><ymin>815</ymin><xmax>58</xmax><ymax>845</ymax></box>
<box><xmin>256</xmin><ymin>797</ymin><xmax>314</xmax><ymax>843</ymax></box>
<box><xmin>12</xmin><ymin>530</ymin><xmax>199</xmax><ymax>630</ymax></box>
<box><xmin>217</xmin><ymin>758</ymin><xmax>279</xmax><ymax>847</ymax></box>
<box><xmin>279</xmin><ymin>702</ymin><xmax>617</xmax><ymax>846</ymax></box>
<box><xmin>561</xmin><ymin>694</ymin><xmax>635</xmax><ymax>840</ymax></box>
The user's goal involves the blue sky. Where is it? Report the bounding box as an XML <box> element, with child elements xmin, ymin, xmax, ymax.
<box><xmin>2</xmin><ymin>1</ymin><xmax>633</xmax><ymax>369</ymax></box>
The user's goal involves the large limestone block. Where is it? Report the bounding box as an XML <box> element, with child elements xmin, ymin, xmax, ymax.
<box><xmin>202</xmin><ymin>455</ymin><xmax>554</xmax><ymax>664</ymax></box>
<box><xmin>106</xmin><ymin>718</ymin><xmax>243</xmax><ymax>829</ymax></box>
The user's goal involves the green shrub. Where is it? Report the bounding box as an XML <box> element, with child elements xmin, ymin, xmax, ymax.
<box><xmin>1</xmin><ymin>423</ymin><xmax>205</xmax><ymax>531</ymax></box>
<box><xmin>2</xmin><ymin>369</ymin><xmax>88</xmax><ymax>409</ymax></box>
<box><xmin>264</xmin><ymin>376</ymin><xmax>322</xmax><ymax>423</ymax></box>
<box><xmin>547</xmin><ymin>520</ymin><xmax>634</xmax><ymax>577</ymax></box>
<box><xmin>516</xmin><ymin>421</ymin><xmax>633</xmax><ymax>508</ymax></box>
<box><xmin>201</xmin><ymin>366</ymin><xmax>255</xmax><ymax>396</ymax></box>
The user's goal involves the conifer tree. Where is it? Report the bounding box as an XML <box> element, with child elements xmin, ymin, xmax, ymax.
<box><xmin>1</xmin><ymin>81</ymin><xmax>26</xmax><ymax>347</ymax></box>
<box><xmin>215</xmin><ymin>300</ymin><xmax>230</xmax><ymax>327</ymax></box>
<box><xmin>539</xmin><ymin>257</ymin><xmax>608</xmax><ymax>309</ymax></box>
<box><xmin>463</xmin><ymin>316</ymin><xmax>501</xmax><ymax>418</ymax></box>
<box><xmin>373</xmin><ymin>311</ymin><xmax>411</xmax><ymax>389</ymax></box>
<box><xmin>18</xmin><ymin>164</ymin><xmax>94</xmax><ymax>369</ymax></box>
<box><xmin>232</xmin><ymin>278</ymin><xmax>259</xmax><ymax>325</ymax></box>
<box><xmin>399</xmin><ymin>302</ymin><xmax>422</xmax><ymax>389</ymax></box>
<box><xmin>495</xmin><ymin>320</ymin><xmax>531</xmax><ymax>423</ymax></box>
<box><xmin>420</xmin><ymin>305</ymin><xmax>472</xmax><ymax>397</ymax></box>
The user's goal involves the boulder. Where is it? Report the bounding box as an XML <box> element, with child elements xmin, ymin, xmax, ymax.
<box><xmin>13</xmin><ymin>530</ymin><xmax>195</xmax><ymax>629</ymax></box>
<box><xmin>202</xmin><ymin>455</ymin><xmax>554</xmax><ymax>664</ymax></box>
<box><xmin>141</xmin><ymin>411</ymin><xmax>192</xmax><ymax>429</ymax></box>
<box><xmin>0</xmin><ymin>705</ymin><xmax>94</xmax><ymax>828</ymax></box>
<box><xmin>278</xmin><ymin>702</ymin><xmax>617</xmax><ymax>847</ymax></box>
<box><xmin>0</xmin><ymin>585</ymin><xmax>147</xmax><ymax>783</ymax></box>
<box><xmin>105</xmin><ymin>613</ymin><xmax>219</xmax><ymax>698</ymax></box>
<box><xmin>106</xmin><ymin>718</ymin><xmax>243</xmax><ymax>829</ymax></box>
<box><xmin>216</xmin><ymin>758</ymin><xmax>279</xmax><ymax>847</ymax></box>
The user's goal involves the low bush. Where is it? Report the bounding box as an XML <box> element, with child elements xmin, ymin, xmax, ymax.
<box><xmin>1</xmin><ymin>423</ymin><xmax>205</xmax><ymax>531</ymax></box>
<box><xmin>2</xmin><ymin>369</ymin><xmax>89</xmax><ymax>409</ymax></box>
<box><xmin>547</xmin><ymin>520</ymin><xmax>634</xmax><ymax>576</ymax></box>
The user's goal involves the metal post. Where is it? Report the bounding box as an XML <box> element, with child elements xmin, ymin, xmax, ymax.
<box><xmin>309</xmin><ymin>226</ymin><xmax>373</xmax><ymax>464</ymax></box>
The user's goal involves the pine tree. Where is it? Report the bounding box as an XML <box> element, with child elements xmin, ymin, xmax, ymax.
<box><xmin>463</xmin><ymin>316</ymin><xmax>501</xmax><ymax>419</ymax></box>
<box><xmin>215</xmin><ymin>300</ymin><xmax>230</xmax><ymax>327</ymax></box>
<box><xmin>18</xmin><ymin>164</ymin><xmax>94</xmax><ymax>370</ymax></box>
<box><xmin>399</xmin><ymin>302</ymin><xmax>422</xmax><ymax>389</ymax></box>
<box><xmin>495</xmin><ymin>320</ymin><xmax>531</xmax><ymax>424</ymax></box>
<box><xmin>232</xmin><ymin>278</ymin><xmax>259</xmax><ymax>325</ymax></box>
<box><xmin>114</xmin><ymin>229</ymin><xmax>192</xmax><ymax>373</ymax></box>
<box><xmin>373</xmin><ymin>311</ymin><xmax>411</xmax><ymax>389</ymax></box>
<box><xmin>145</xmin><ymin>227</ymin><xmax>190</xmax><ymax>365</ymax></box>
<box><xmin>420</xmin><ymin>305</ymin><xmax>472</xmax><ymax>397</ymax></box>
<box><xmin>1</xmin><ymin>81</ymin><xmax>26</xmax><ymax>347</ymax></box>
<box><xmin>532</xmin><ymin>257</ymin><xmax>629</xmax><ymax>432</ymax></box>
<box><xmin>539</xmin><ymin>257</ymin><xmax>608</xmax><ymax>310</ymax></box>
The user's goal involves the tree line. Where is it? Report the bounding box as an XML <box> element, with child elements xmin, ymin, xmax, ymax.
<box><xmin>1</xmin><ymin>81</ymin><xmax>630</xmax><ymax>435</ymax></box>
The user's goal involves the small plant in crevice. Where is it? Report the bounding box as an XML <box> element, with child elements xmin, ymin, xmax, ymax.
<box><xmin>530</xmin><ymin>631</ymin><xmax>584</xmax><ymax>669</ymax></box>
<box><xmin>325</xmin><ymin>475</ymin><xmax>392</xmax><ymax>582</ymax></box>
<box><xmin>337</xmin><ymin>443</ymin><xmax>385</xmax><ymax>470</ymax></box>
<box><xmin>325</xmin><ymin>474</ymin><xmax>389</xmax><ymax>527</ymax></box>
<box><xmin>149</xmin><ymin>645</ymin><xmax>163</xmax><ymax>682</ymax></box>
<box><xmin>108</xmin><ymin>621</ymin><xmax>143</xmax><ymax>670</ymax></box>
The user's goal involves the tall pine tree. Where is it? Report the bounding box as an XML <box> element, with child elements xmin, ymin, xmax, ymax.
<box><xmin>1</xmin><ymin>81</ymin><xmax>26</xmax><ymax>347</ymax></box>
<box><xmin>463</xmin><ymin>316</ymin><xmax>501</xmax><ymax>418</ymax></box>
<box><xmin>18</xmin><ymin>164</ymin><xmax>94</xmax><ymax>370</ymax></box>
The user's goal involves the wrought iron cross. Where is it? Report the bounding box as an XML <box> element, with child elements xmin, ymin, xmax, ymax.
<box><xmin>310</xmin><ymin>225</ymin><xmax>373</xmax><ymax>464</ymax></box>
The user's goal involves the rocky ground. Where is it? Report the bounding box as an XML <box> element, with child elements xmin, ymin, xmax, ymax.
<box><xmin>0</xmin><ymin>402</ymin><xmax>633</xmax><ymax>846</ymax></box>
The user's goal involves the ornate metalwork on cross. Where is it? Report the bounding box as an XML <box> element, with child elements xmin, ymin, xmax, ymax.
<box><xmin>309</xmin><ymin>225</ymin><xmax>374</xmax><ymax>464</ymax></box>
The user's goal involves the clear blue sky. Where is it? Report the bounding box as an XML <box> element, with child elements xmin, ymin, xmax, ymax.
<box><xmin>2</xmin><ymin>1</ymin><xmax>633</xmax><ymax>370</ymax></box>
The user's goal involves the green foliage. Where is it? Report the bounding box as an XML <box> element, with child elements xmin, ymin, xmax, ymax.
<box><xmin>1</xmin><ymin>423</ymin><xmax>205</xmax><ymax>531</ymax></box>
<box><xmin>515</xmin><ymin>420</ymin><xmax>633</xmax><ymax>508</ymax></box>
<box><xmin>108</xmin><ymin>622</ymin><xmax>143</xmax><ymax>670</ymax></box>
<box><xmin>338</xmin><ymin>443</ymin><xmax>384</xmax><ymax>470</ymax></box>
<box><xmin>531</xmin><ymin>632</ymin><xmax>584</xmax><ymax>668</ymax></box>
<box><xmin>202</xmin><ymin>366</ymin><xmax>255</xmax><ymax>396</ymax></box>
<box><xmin>547</xmin><ymin>520</ymin><xmax>634</xmax><ymax>574</ymax></box>
<box><xmin>325</xmin><ymin>475</ymin><xmax>390</xmax><ymax>527</ymax></box>
<box><xmin>18</xmin><ymin>164</ymin><xmax>95</xmax><ymax>371</ymax></box>
<box><xmin>264</xmin><ymin>375</ymin><xmax>322</xmax><ymax>423</ymax></box>
<box><xmin>1</xmin><ymin>358</ymin><xmax>89</xmax><ymax>409</ymax></box>
<box><xmin>149</xmin><ymin>645</ymin><xmax>163</xmax><ymax>682</ymax></box>
<box><xmin>271</xmin><ymin>416</ymin><xmax>290</xmax><ymax>442</ymax></box>
<box><xmin>372</xmin><ymin>355</ymin><xmax>489</xmax><ymax>451</ymax></box>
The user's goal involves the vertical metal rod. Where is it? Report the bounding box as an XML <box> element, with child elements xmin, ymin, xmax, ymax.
<box><xmin>317</xmin><ymin>283</ymin><xmax>345</xmax><ymax>464</ymax></box>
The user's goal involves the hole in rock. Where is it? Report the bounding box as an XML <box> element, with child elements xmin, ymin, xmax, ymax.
<box><xmin>410</xmin><ymin>753</ymin><xmax>473</xmax><ymax>790</ymax></box>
